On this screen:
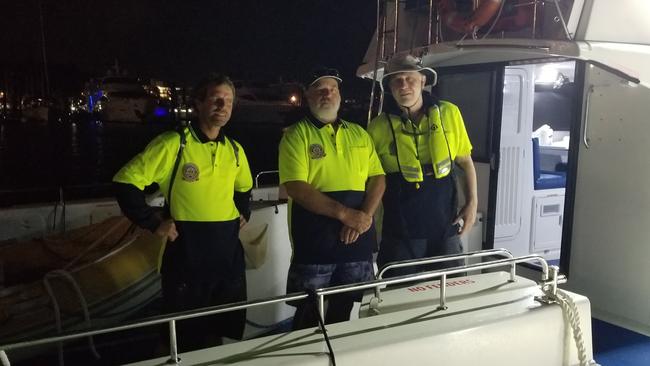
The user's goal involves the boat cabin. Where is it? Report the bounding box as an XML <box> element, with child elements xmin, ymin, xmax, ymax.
<box><xmin>357</xmin><ymin>0</ymin><xmax>650</xmax><ymax>335</ymax></box>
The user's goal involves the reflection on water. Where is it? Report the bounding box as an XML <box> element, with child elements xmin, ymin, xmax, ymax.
<box><xmin>0</xmin><ymin>118</ymin><xmax>284</xmax><ymax>206</ymax></box>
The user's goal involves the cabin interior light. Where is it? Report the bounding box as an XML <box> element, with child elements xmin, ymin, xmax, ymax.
<box><xmin>535</xmin><ymin>64</ymin><xmax>570</xmax><ymax>89</ymax></box>
<box><xmin>535</xmin><ymin>65</ymin><xmax>560</xmax><ymax>84</ymax></box>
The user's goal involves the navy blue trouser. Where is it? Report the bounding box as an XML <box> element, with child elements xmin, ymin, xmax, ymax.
<box><xmin>377</xmin><ymin>235</ymin><xmax>464</xmax><ymax>278</ymax></box>
<box><xmin>286</xmin><ymin>261</ymin><xmax>374</xmax><ymax>330</ymax></box>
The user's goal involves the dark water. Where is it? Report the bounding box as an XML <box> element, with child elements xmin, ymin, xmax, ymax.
<box><xmin>0</xmin><ymin>103</ymin><xmax>370</xmax><ymax>207</ymax></box>
<box><xmin>0</xmin><ymin>117</ymin><xmax>285</xmax><ymax>207</ymax></box>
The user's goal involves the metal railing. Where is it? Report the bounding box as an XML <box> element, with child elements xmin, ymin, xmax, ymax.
<box><xmin>0</xmin><ymin>250</ymin><xmax>559</xmax><ymax>365</ymax></box>
<box><xmin>254</xmin><ymin>170</ymin><xmax>279</xmax><ymax>189</ymax></box>
<box><xmin>335</xmin><ymin>253</ymin><xmax>551</xmax><ymax>313</ymax></box>
<box><xmin>375</xmin><ymin>248</ymin><xmax>516</xmax><ymax>301</ymax></box>
<box><xmin>365</xmin><ymin>0</ymin><xmax>576</xmax><ymax>121</ymax></box>
<box><xmin>374</xmin><ymin>0</ymin><xmax>573</xmax><ymax>59</ymax></box>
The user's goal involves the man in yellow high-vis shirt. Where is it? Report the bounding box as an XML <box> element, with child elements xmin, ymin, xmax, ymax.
<box><xmin>368</xmin><ymin>55</ymin><xmax>477</xmax><ymax>277</ymax></box>
<box><xmin>113</xmin><ymin>73</ymin><xmax>252</xmax><ymax>351</ymax></box>
<box><xmin>279</xmin><ymin>68</ymin><xmax>385</xmax><ymax>330</ymax></box>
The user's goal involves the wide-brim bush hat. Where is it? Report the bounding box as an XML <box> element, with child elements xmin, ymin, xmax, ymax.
<box><xmin>381</xmin><ymin>54</ymin><xmax>437</xmax><ymax>88</ymax></box>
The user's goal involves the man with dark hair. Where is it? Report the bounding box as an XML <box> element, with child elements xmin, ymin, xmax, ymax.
<box><xmin>368</xmin><ymin>55</ymin><xmax>477</xmax><ymax>276</ymax></box>
<box><xmin>113</xmin><ymin>73</ymin><xmax>252</xmax><ymax>350</ymax></box>
<box><xmin>279</xmin><ymin>68</ymin><xmax>385</xmax><ymax>329</ymax></box>
<box><xmin>192</xmin><ymin>73</ymin><xmax>236</xmax><ymax>103</ymax></box>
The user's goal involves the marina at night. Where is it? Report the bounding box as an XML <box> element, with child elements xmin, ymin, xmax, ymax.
<box><xmin>3</xmin><ymin>1</ymin><xmax>650</xmax><ymax>365</ymax></box>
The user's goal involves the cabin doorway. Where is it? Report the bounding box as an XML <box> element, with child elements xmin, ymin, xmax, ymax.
<box><xmin>433</xmin><ymin>64</ymin><xmax>503</xmax><ymax>257</ymax></box>
<box><xmin>431</xmin><ymin>60</ymin><xmax>579</xmax><ymax>268</ymax></box>
<box><xmin>494</xmin><ymin>60</ymin><xmax>579</xmax><ymax>267</ymax></box>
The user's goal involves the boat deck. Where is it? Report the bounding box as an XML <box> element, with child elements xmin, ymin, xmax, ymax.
<box><xmin>126</xmin><ymin>271</ymin><xmax>591</xmax><ymax>366</ymax></box>
<box><xmin>593</xmin><ymin>319</ymin><xmax>650</xmax><ymax>365</ymax></box>
<box><xmin>8</xmin><ymin>312</ymin><xmax>650</xmax><ymax>365</ymax></box>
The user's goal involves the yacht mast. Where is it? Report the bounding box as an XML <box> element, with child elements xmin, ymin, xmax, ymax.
<box><xmin>38</xmin><ymin>0</ymin><xmax>50</xmax><ymax>97</ymax></box>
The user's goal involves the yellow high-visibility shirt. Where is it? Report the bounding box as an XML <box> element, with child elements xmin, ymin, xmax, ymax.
<box><xmin>279</xmin><ymin>118</ymin><xmax>384</xmax><ymax>190</ymax></box>
<box><xmin>113</xmin><ymin>125</ymin><xmax>252</xmax><ymax>222</ymax></box>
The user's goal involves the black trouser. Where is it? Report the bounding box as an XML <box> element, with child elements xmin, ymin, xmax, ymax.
<box><xmin>161</xmin><ymin>270</ymin><xmax>247</xmax><ymax>352</ymax></box>
<box><xmin>291</xmin><ymin>294</ymin><xmax>355</xmax><ymax>330</ymax></box>
<box><xmin>158</xmin><ymin>220</ymin><xmax>247</xmax><ymax>351</ymax></box>
<box><xmin>377</xmin><ymin>234</ymin><xmax>464</xmax><ymax>278</ymax></box>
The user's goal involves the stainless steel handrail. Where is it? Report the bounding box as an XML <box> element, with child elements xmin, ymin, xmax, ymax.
<box><xmin>378</xmin><ymin>248</ymin><xmax>515</xmax><ymax>279</ymax></box>
<box><xmin>427</xmin><ymin>0</ymin><xmax>434</xmax><ymax>45</ymax></box>
<box><xmin>375</xmin><ymin>248</ymin><xmax>516</xmax><ymax>301</ymax></box>
<box><xmin>583</xmin><ymin>84</ymin><xmax>594</xmax><ymax>149</ymax></box>
<box><xmin>323</xmin><ymin>254</ymin><xmax>549</xmax><ymax>314</ymax></box>
<box><xmin>393</xmin><ymin>0</ymin><xmax>399</xmax><ymax>55</ymax></box>
<box><xmin>552</xmin><ymin>0</ymin><xmax>572</xmax><ymax>40</ymax></box>
<box><xmin>0</xmin><ymin>252</ymin><xmax>554</xmax><ymax>365</ymax></box>
<box><xmin>254</xmin><ymin>170</ymin><xmax>279</xmax><ymax>188</ymax></box>
<box><xmin>367</xmin><ymin>0</ymin><xmax>383</xmax><ymax>125</ymax></box>
<box><xmin>0</xmin><ymin>292</ymin><xmax>307</xmax><ymax>353</ymax></box>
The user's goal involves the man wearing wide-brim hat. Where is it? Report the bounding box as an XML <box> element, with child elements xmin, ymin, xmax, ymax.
<box><xmin>279</xmin><ymin>68</ymin><xmax>385</xmax><ymax>329</ymax></box>
<box><xmin>368</xmin><ymin>54</ymin><xmax>477</xmax><ymax>276</ymax></box>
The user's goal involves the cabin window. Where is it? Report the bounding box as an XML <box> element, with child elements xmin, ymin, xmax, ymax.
<box><xmin>434</xmin><ymin>70</ymin><xmax>498</xmax><ymax>162</ymax></box>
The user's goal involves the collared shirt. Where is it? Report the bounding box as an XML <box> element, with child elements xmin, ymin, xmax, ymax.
<box><xmin>279</xmin><ymin>115</ymin><xmax>384</xmax><ymax>264</ymax></box>
<box><xmin>113</xmin><ymin>124</ymin><xmax>252</xmax><ymax>222</ymax></box>
<box><xmin>191</xmin><ymin>122</ymin><xmax>226</xmax><ymax>143</ymax></box>
<box><xmin>280</xmin><ymin>114</ymin><xmax>384</xmax><ymax>191</ymax></box>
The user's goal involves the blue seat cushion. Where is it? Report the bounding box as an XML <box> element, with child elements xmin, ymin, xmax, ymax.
<box><xmin>532</xmin><ymin>137</ymin><xmax>566</xmax><ymax>190</ymax></box>
<box><xmin>536</xmin><ymin>171</ymin><xmax>566</xmax><ymax>190</ymax></box>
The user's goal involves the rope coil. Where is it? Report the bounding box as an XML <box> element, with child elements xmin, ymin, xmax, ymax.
<box><xmin>543</xmin><ymin>285</ymin><xmax>600</xmax><ymax>366</ymax></box>
<box><xmin>44</xmin><ymin>269</ymin><xmax>101</xmax><ymax>366</ymax></box>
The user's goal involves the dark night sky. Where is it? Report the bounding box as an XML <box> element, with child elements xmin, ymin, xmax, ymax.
<box><xmin>1</xmin><ymin>1</ymin><xmax>377</xmax><ymax>95</ymax></box>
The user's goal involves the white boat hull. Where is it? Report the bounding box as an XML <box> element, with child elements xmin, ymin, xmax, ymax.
<box><xmin>127</xmin><ymin>271</ymin><xmax>593</xmax><ymax>366</ymax></box>
<box><xmin>240</xmin><ymin>202</ymin><xmax>294</xmax><ymax>339</ymax></box>
<box><xmin>100</xmin><ymin>97</ymin><xmax>153</xmax><ymax>123</ymax></box>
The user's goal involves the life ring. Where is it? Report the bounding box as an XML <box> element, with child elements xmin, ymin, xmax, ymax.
<box><xmin>440</xmin><ymin>0</ymin><xmax>532</xmax><ymax>35</ymax></box>
<box><xmin>442</xmin><ymin>0</ymin><xmax>501</xmax><ymax>34</ymax></box>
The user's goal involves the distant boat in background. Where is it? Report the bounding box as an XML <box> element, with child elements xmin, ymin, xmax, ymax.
<box><xmin>81</xmin><ymin>76</ymin><xmax>163</xmax><ymax>123</ymax></box>
<box><xmin>232</xmin><ymin>80</ymin><xmax>302</xmax><ymax>124</ymax></box>
<box><xmin>19</xmin><ymin>96</ymin><xmax>50</xmax><ymax>122</ymax></box>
